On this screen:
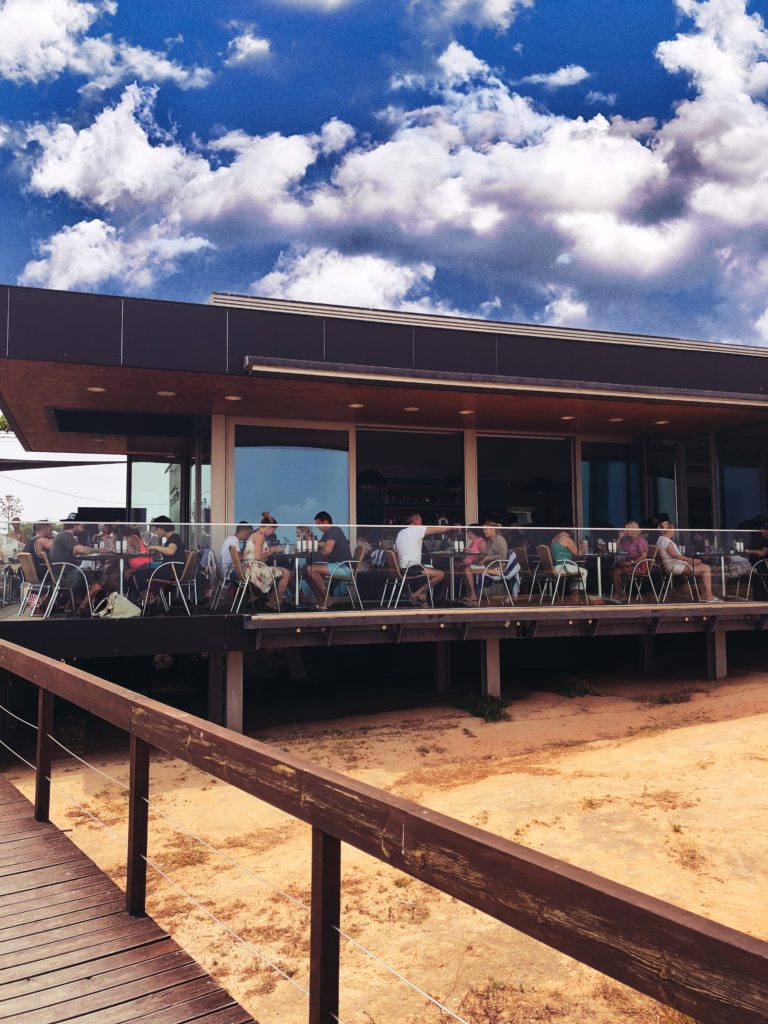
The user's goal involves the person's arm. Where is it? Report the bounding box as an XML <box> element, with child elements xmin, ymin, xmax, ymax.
<box><xmin>73</xmin><ymin>543</ymin><xmax>98</xmax><ymax>556</ymax></box>
<box><xmin>149</xmin><ymin>540</ymin><xmax>178</xmax><ymax>558</ymax></box>
<box><xmin>319</xmin><ymin>536</ymin><xmax>336</xmax><ymax>555</ymax></box>
<box><xmin>424</xmin><ymin>526</ymin><xmax>446</xmax><ymax>536</ymax></box>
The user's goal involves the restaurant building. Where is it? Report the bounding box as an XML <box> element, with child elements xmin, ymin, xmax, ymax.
<box><xmin>1</xmin><ymin>282</ymin><xmax>768</xmax><ymax>721</ymax></box>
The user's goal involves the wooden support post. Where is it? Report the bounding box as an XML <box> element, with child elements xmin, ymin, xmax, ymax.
<box><xmin>435</xmin><ymin>642</ymin><xmax>451</xmax><ymax>695</ymax></box>
<box><xmin>640</xmin><ymin>635</ymin><xmax>655</xmax><ymax>674</ymax></box>
<box><xmin>706</xmin><ymin>628</ymin><xmax>727</xmax><ymax>680</ymax></box>
<box><xmin>0</xmin><ymin>670</ymin><xmax>9</xmax><ymax>746</ymax></box>
<box><xmin>480</xmin><ymin>638</ymin><xmax>501</xmax><ymax>698</ymax></box>
<box><xmin>208</xmin><ymin>652</ymin><xmax>225</xmax><ymax>726</ymax></box>
<box><xmin>126</xmin><ymin>735</ymin><xmax>150</xmax><ymax>917</ymax></box>
<box><xmin>309</xmin><ymin>827</ymin><xmax>341</xmax><ymax>1024</ymax></box>
<box><xmin>34</xmin><ymin>688</ymin><xmax>54</xmax><ymax>822</ymax></box>
<box><xmin>226</xmin><ymin>650</ymin><xmax>244</xmax><ymax>733</ymax></box>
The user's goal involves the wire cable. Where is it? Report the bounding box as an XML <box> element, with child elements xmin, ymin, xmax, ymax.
<box><xmin>0</xmin><ymin>736</ymin><xmax>36</xmax><ymax>771</ymax></box>
<box><xmin>0</xmin><ymin>701</ymin><xmax>38</xmax><ymax>730</ymax></box>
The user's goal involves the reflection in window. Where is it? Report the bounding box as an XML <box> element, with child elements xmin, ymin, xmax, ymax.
<box><xmin>686</xmin><ymin>436</ymin><xmax>713</xmax><ymax>529</ymax></box>
<box><xmin>129</xmin><ymin>458</ymin><xmax>185</xmax><ymax>525</ymax></box>
<box><xmin>478</xmin><ymin>436</ymin><xmax>572</xmax><ymax>527</ymax></box>
<box><xmin>581</xmin><ymin>442</ymin><xmax>641</xmax><ymax>528</ymax></box>
<box><xmin>356</xmin><ymin>429</ymin><xmax>464</xmax><ymax>528</ymax></box>
<box><xmin>234</xmin><ymin>426</ymin><xmax>349</xmax><ymax>527</ymax></box>
<box><xmin>647</xmin><ymin>440</ymin><xmax>677</xmax><ymax>525</ymax></box>
<box><xmin>720</xmin><ymin>447</ymin><xmax>763</xmax><ymax>527</ymax></box>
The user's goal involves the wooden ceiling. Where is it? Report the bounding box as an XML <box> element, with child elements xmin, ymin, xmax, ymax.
<box><xmin>1</xmin><ymin>357</ymin><xmax>766</xmax><ymax>455</ymax></box>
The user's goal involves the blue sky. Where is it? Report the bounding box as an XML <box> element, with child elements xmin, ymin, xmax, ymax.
<box><xmin>1</xmin><ymin>0</ymin><xmax>768</xmax><ymax>345</ymax></box>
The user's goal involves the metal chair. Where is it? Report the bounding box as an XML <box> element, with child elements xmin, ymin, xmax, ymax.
<box><xmin>535</xmin><ymin>545</ymin><xmax>569</xmax><ymax>605</ymax></box>
<box><xmin>40</xmin><ymin>551</ymin><xmax>95</xmax><ymax>619</ymax></box>
<box><xmin>141</xmin><ymin>551</ymin><xmax>198</xmax><ymax>616</ymax></box>
<box><xmin>746</xmin><ymin>558</ymin><xmax>768</xmax><ymax>602</ymax></box>
<box><xmin>513</xmin><ymin>546</ymin><xmax>538</xmax><ymax>601</ymax></box>
<box><xmin>321</xmin><ymin>544</ymin><xmax>364</xmax><ymax>611</ymax></box>
<box><xmin>16</xmin><ymin>552</ymin><xmax>50</xmax><ymax>616</ymax></box>
<box><xmin>473</xmin><ymin>549</ymin><xmax>521</xmax><ymax>606</ymax></box>
<box><xmin>230</xmin><ymin>547</ymin><xmax>280</xmax><ymax>613</ymax></box>
<box><xmin>659</xmin><ymin>558</ymin><xmax>701</xmax><ymax>603</ymax></box>
<box><xmin>390</xmin><ymin>560</ymin><xmax>435</xmax><ymax>609</ymax></box>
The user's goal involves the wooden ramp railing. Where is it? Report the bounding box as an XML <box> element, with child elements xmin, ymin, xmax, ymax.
<box><xmin>0</xmin><ymin>638</ymin><xmax>766</xmax><ymax>1024</ymax></box>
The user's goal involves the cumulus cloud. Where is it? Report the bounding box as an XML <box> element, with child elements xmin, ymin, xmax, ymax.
<box><xmin>413</xmin><ymin>0</ymin><xmax>535</xmax><ymax>31</ymax></box>
<box><xmin>542</xmin><ymin>285</ymin><xmax>589</xmax><ymax>327</ymax></box>
<box><xmin>521</xmin><ymin>64</ymin><xmax>591</xmax><ymax>88</ymax></box>
<box><xmin>19</xmin><ymin>218</ymin><xmax>211</xmax><ymax>290</ymax></box>
<box><xmin>224</xmin><ymin>28</ymin><xmax>271</xmax><ymax>67</ymax></box>
<box><xmin>586</xmin><ymin>90</ymin><xmax>617</xmax><ymax>106</ymax></box>
<box><xmin>270</xmin><ymin>0</ymin><xmax>356</xmax><ymax>9</ymax></box>
<box><xmin>0</xmin><ymin>0</ymin><xmax>211</xmax><ymax>90</ymax></box>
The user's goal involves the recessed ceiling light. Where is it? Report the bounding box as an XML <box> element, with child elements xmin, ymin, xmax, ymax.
<box><xmin>404</xmin><ymin>406</ymin><xmax>420</xmax><ymax>412</ymax></box>
<box><xmin>157</xmin><ymin>390</ymin><xmax>176</xmax><ymax>397</ymax></box>
<box><xmin>458</xmin><ymin>409</ymin><xmax>475</xmax><ymax>415</ymax></box>
<box><xmin>348</xmin><ymin>402</ymin><xmax>365</xmax><ymax>409</ymax></box>
<box><xmin>608</xmin><ymin>417</ymin><xmax>624</xmax><ymax>423</ymax></box>
<box><xmin>654</xmin><ymin>419</ymin><xmax>670</xmax><ymax>425</ymax></box>
<box><xmin>560</xmin><ymin>415</ymin><xmax>576</xmax><ymax>421</ymax></box>
<box><xmin>224</xmin><ymin>395</ymin><xmax>242</xmax><ymax>401</ymax></box>
<box><xmin>86</xmin><ymin>386</ymin><xmax>106</xmax><ymax>393</ymax></box>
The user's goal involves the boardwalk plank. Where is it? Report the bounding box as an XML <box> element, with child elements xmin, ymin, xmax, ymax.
<box><xmin>0</xmin><ymin>779</ymin><xmax>253</xmax><ymax>1024</ymax></box>
<box><xmin>0</xmin><ymin>937</ymin><xmax>180</xmax><ymax>1001</ymax></box>
<box><xmin>7</xmin><ymin>960</ymin><xmax>207</xmax><ymax>1024</ymax></box>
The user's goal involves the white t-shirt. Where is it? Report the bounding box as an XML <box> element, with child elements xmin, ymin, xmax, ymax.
<box><xmin>220</xmin><ymin>534</ymin><xmax>241</xmax><ymax>573</ymax></box>
<box><xmin>656</xmin><ymin>535</ymin><xmax>679</xmax><ymax>569</ymax></box>
<box><xmin>395</xmin><ymin>525</ymin><xmax>427</xmax><ymax>569</ymax></box>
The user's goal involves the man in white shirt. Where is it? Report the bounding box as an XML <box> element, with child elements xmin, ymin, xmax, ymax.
<box><xmin>395</xmin><ymin>512</ymin><xmax>445</xmax><ymax>606</ymax></box>
<box><xmin>220</xmin><ymin>522</ymin><xmax>253</xmax><ymax>577</ymax></box>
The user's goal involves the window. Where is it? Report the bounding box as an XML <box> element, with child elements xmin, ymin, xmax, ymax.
<box><xmin>478</xmin><ymin>436</ymin><xmax>572</xmax><ymax>527</ymax></box>
<box><xmin>234</xmin><ymin>426</ymin><xmax>349</xmax><ymax>526</ymax></box>
<box><xmin>581</xmin><ymin>442</ymin><xmax>641</xmax><ymax>528</ymax></box>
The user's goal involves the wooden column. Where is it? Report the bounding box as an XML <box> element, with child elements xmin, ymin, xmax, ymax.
<box><xmin>0</xmin><ymin>670</ymin><xmax>9</xmax><ymax>746</ymax></box>
<box><xmin>309</xmin><ymin>827</ymin><xmax>341</xmax><ymax>1024</ymax></box>
<box><xmin>435</xmin><ymin>642</ymin><xmax>451</xmax><ymax>695</ymax></box>
<box><xmin>34</xmin><ymin>688</ymin><xmax>54</xmax><ymax>822</ymax></box>
<box><xmin>463</xmin><ymin>430</ymin><xmax>478</xmax><ymax>523</ymax></box>
<box><xmin>480</xmin><ymin>638</ymin><xmax>501</xmax><ymax>698</ymax></box>
<box><xmin>208</xmin><ymin>652</ymin><xmax>225</xmax><ymax>726</ymax></box>
<box><xmin>639</xmin><ymin>635</ymin><xmax>656</xmax><ymax>674</ymax></box>
<box><xmin>126</xmin><ymin>735</ymin><xmax>150</xmax><ymax>917</ymax></box>
<box><xmin>226</xmin><ymin>650</ymin><xmax>244</xmax><ymax>733</ymax></box>
<box><xmin>706</xmin><ymin>628</ymin><xmax>727</xmax><ymax>680</ymax></box>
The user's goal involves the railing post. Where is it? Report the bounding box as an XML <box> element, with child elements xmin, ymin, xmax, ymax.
<box><xmin>309</xmin><ymin>827</ymin><xmax>341</xmax><ymax>1024</ymax></box>
<box><xmin>34</xmin><ymin>688</ymin><xmax>54</xmax><ymax>822</ymax></box>
<box><xmin>126</xmin><ymin>735</ymin><xmax>150</xmax><ymax>917</ymax></box>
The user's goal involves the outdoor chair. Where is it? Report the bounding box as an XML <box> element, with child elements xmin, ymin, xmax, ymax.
<box><xmin>625</xmin><ymin>547</ymin><xmax>660</xmax><ymax>605</ymax></box>
<box><xmin>386</xmin><ymin>551</ymin><xmax>435</xmax><ymax>609</ymax></box>
<box><xmin>659</xmin><ymin>557</ymin><xmax>701</xmax><ymax>603</ymax></box>
<box><xmin>16</xmin><ymin>552</ymin><xmax>51</xmax><ymax>616</ymax></box>
<box><xmin>472</xmin><ymin>548</ymin><xmax>521</xmax><ymax>606</ymax></box>
<box><xmin>745</xmin><ymin>558</ymin><xmax>768</xmax><ymax>602</ymax></box>
<box><xmin>141</xmin><ymin>550</ymin><xmax>198</xmax><ymax>617</ymax></box>
<box><xmin>229</xmin><ymin>547</ymin><xmax>279</xmax><ymax>613</ymax></box>
<box><xmin>513</xmin><ymin>546</ymin><xmax>539</xmax><ymax>601</ymax></box>
<box><xmin>321</xmin><ymin>543</ymin><xmax>365</xmax><ymax>611</ymax></box>
<box><xmin>535</xmin><ymin>545</ymin><xmax>573</xmax><ymax>605</ymax></box>
<box><xmin>40</xmin><ymin>550</ymin><xmax>95</xmax><ymax>619</ymax></box>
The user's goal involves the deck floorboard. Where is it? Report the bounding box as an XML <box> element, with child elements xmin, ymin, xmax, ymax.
<box><xmin>0</xmin><ymin>778</ymin><xmax>258</xmax><ymax>1024</ymax></box>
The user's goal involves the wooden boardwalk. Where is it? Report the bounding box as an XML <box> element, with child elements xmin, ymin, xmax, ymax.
<box><xmin>0</xmin><ymin>777</ymin><xmax>256</xmax><ymax>1024</ymax></box>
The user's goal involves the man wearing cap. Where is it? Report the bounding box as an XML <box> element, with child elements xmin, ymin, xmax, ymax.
<box><xmin>51</xmin><ymin>520</ymin><xmax>100</xmax><ymax>613</ymax></box>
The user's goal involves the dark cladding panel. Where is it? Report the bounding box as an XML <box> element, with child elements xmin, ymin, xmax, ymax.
<box><xmin>123</xmin><ymin>298</ymin><xmax>226</xmax><ymax>372</ymax></box>
<box><xmin>8</xmin><ymin>287</ymin><xmax>121</xmax><ymax>365</ymax></box>
<box><xmin>228</xmin><ymin>308</ymin><xmax>324</xmax><ymax>369</ymax></box>
<box><xmin>324</xmin><ymin>317</ymin><xmax>413</xmax><ymax>370</ymax></box>
<box><xmin>414</xmin><ymin>327</ymin><xmax>496</xmax><ymax>375</ymax></box>
<box><xmin>497</xmin><ymin>333</ymin><xmax>576</xmax><ymax>381</ymax></box>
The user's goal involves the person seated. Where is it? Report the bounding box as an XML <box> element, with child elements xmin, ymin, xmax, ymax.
<box><xmin>220</xmin><ymin>522</ymin><xmax>253</xmax><ymax>579</ymax></box>
<box><xmin>303</xmin><ymin>511</ymin><xmax>353</xmax><ymax>609</ymax></box>
<box><xmin>244</xmin><ymin>514</ymin><xmax>292</xmax><ymax>610</ymax></box>
<box><xmin>550</xmin><ymin>525</ymin><xmax>588</xmax><ymax>602</ymax></box>
<box><xmin>460</xmin><ymin>525</ymin><xmax>487</xmax><ymax>605</ymax></box>
<box><xmin>94</xmin><ymin>524</ymin><xmax>116</xmax><ymax>551</ymax></box>
<box><xmin>394</xmin><ymin>512</ymin><xmax>445</xmax><ymax>607</ymax></box>
<box><xmin>50</xmin><ymin>520</ymin><xmax>101</xmax><ymax>613</ymax></box>
<box><xmin>133</xmin><ymin>517</ymin><xmax>187</xmax><ymax>610</ymax></box>
<box><xmin>744</xmin><ymin>520</ymin><xmax>768</xmax><ymax>598</ymax></box>
<box><xmin>611</xmin><ymin>521</ymin><xmax>649</xmax><ymax>601</ymax></box>
<box><xmin>23</xmin><ymin>522</ymin><xmax>54</xmax><ymax>579</ymax></box>
<box><xmin>656</xmin><ymin>523</ymin><xmax>719</xmax><ymax>602</ymax></box>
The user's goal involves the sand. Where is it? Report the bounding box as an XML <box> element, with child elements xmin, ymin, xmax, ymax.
<box><xmin>5</xmin><ymin>672</ymin><xmax>768</xmax><ymax>1024</ymax></box>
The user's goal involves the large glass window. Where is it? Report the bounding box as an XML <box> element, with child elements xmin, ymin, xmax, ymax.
<box><xmin>356</xmin><ymin>429</ymin><xmax>464</xmax><ymax>528</ymax></box>
<box><xmin>686</xmin><ymin>436</ymin><xmax>713</xmax><ymax>529</ymax></box>
<box><xmin>234</xmin><ymin>426</ymin><xmax>349</xmax><ymax>526</ymax></box>
<box><xmin>477</xmin><ymin>436</ymin><xmax>572</xmax><ymax>527</ymax></box>
<box><xmin>647</xmin><ymin>439</ymin><xmax>677</xmax><ymax>524</ymax></box>
<box><xmin>581</xmin><ymin>442</ymin><xmax>642</xmax><ymax>528</ymax></box>
<box><xmin>720</xmin><ymin>447</ymin><xmax>763</xmax><ymax>527</ymax></box>
<box><xmin>129</xmin><ymin>458</ymin><xmax>186</xmax><ymax>525</ymax></box>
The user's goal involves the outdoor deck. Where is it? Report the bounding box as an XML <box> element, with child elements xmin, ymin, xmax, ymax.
<box><xmin>0</xmin><ymin>777</ymin><xmax>256</xmax><ymax>1024</ymax></box>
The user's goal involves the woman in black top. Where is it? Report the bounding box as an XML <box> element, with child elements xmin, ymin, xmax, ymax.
<box><xmin>133</xmin><ymin>518</ymin><xmax>187</xmax><ymax>607</ymax></box>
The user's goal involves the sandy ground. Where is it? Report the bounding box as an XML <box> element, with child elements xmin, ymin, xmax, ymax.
<box><xmin>5</xmin><ymin>671</ymin><xmax>768</xmax><ymax>1024</ymax></box>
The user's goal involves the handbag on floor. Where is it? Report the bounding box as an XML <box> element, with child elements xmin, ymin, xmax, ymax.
<box><xmin>95</xmin><ymin>592</ymin><xmax>141</xmax><ymax>619</ymax></box>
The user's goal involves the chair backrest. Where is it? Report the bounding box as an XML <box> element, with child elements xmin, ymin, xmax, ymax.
<box><xmin>536</xmin><ymin>545</ymin><xmax>555</xmax><ymax>572</ymax></box>
<box><xmin>502</xmin><ymin>547</ymin><xmax>521</xmax><ymax>580</ymax></box>
<box><xmin>384</xmin><ymin>548</ymin><xmax>402</xmax><ymax>579</ymax></box>
<box><xmin>40</xmin><ymin>550</ymin><xmax>63</xmax><ymax>583</ymax></box>
<box><xmin>513</xmin><ymin>546</ymin><xmax>529</xmax><ymax>572</ymax></box>
<box><xmin>351</xmin><ymin>544</ymin><xmax>365</xmax><ymax>579</ymax></box>
<box><xmin>178</xmin><ymin>550</ymin><xmax>198</xmax><ymax>583</ymax></box>
<box><xmin>16</xmin><ymin>551</ymin><xmax>40</xmax><ymax>586</ymax></box>
<box><xmin>646</xmin><ymin>544</ymin><xmax>658</xmax><ymax>564</ymax></box>
<box><xmin>230</xmin><ymin>546</ymin><xmax>247</xmax><ymax>583</ymax></box>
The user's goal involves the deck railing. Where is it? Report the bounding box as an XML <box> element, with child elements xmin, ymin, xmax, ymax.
<box><xmin>1</xmin><ymin>637</ymin><xmax>767</xmax><ymax>1023</ymax></box>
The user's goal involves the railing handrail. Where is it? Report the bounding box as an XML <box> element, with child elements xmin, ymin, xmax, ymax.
<box><xmin>1</xmin><ymin>637</ymin><xmax>766</xmax><ymax>1024</ymax></box>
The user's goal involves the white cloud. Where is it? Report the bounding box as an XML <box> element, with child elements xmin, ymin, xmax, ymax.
<box><xmin>0</xmin><ymin>0</ymin><xmax>211</xmax><ymax>90</ymax></box>
<box><xmin>19</xmin><ymin>218</ymin><xmax>211</xmax><ymax>291</ymax></box>
<box><xmin>270</xmin><ymin>0</ymin><xmax>355</xmax><ymax>9</ymax></box>
<box><xmin>521</xmin><ymin>64</ymin><xmax>591</xmax><ymax>88</ymax></box>
<box><xmin>542</xmin><ymin>285</ymin><xmax>589</xmax><ymax>327</ymax></box>
<box><xmin>225</xmin><ymin>28</ymin><xmax>271</xmax><ymax>67</ymax></box>
<box><xmin>413</xmin><ymin>0</ymin><xmax>534</xmax><ymax>31</ymax></box>
<box><xmin>586</xmin><ymin>90</ymin><xmax>617</xmax><ymax>106</ymax></box>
